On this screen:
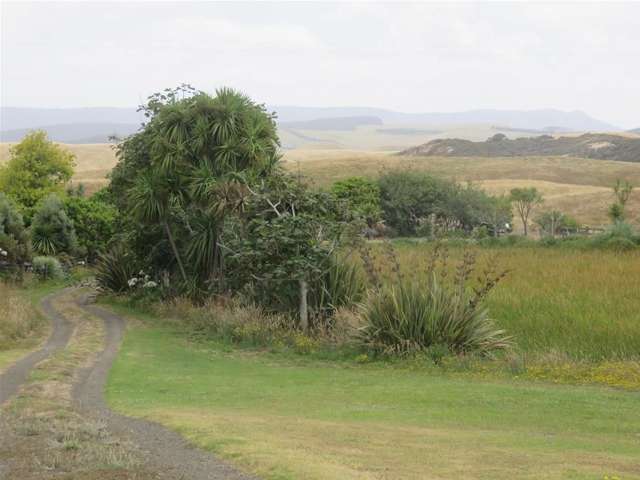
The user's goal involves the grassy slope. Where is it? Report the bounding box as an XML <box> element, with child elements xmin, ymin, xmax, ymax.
<box><xmin>107</xmin><ymin>325</ymin><xmax>640</xmax><ymax>480</ymax></box>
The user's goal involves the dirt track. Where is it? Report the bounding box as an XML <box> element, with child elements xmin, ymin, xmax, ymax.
<box><xmin>0</xmin><ymin>288</ymin><xmax>256</xmax><ymax>480</ymax></box>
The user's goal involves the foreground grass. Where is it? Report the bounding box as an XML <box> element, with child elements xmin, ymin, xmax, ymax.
<box><xmin>107</xmin><ymin>323</ymin><xmax>640</xmax><ymax>480</ymax></box>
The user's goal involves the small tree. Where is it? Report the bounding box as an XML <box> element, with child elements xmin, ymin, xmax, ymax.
<box><xmin>609</xmin><ymin>179</ymin><xmax>634</xmax><ymax>224</ymax></box>
<box><xmin>0</xmin><ymin>131</ymin><xmax>75</xmax><ymax>217</ymax></box>
<box><xmin>227</xmin><ymin>173</ymin><xmax>349</xmax><ymax>331</ymax></box>
<box><xmin>30</xmin><ymin>194</ymin><xmax>78</xmax><ymax>256</ymax></box>
<box><xmin>509</xmin><ymin>187</ymin><xmax>543</xmax><ymax>236</ymax></box>
<box><xmin>64</xmin><ymin>196</ymin><xmax>117</xmax><ymax>262</ymax></box>
<box><xmin>535</xmin><ymin>210</ymin><xmax>578</xmax><ymax>237</ymax></box>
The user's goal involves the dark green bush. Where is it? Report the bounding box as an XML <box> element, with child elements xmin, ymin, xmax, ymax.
<box><xmin>96</xmin><ymin>245</ymin><xmax>138</xmax><ymax>293</ymax></box>
<box><xmin>0</xmin><ymin>193</ymin><xmax>31</xmax><ymax>264</ymax></box>
<box><xmin>360</xmin><ymin>279</ymin><xmax>511</xmax><ymax>356</ymax></box>
<box><xmin>31</xmin><ymin>194</ymin><xmax>77</xmax><ymax>256</ymax></box>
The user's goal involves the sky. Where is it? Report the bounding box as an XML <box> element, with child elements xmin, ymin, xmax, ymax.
<box><xmin>1</xmin><ymin>1</ymin><xmax>639</xmax><ymax>128</ymax></box>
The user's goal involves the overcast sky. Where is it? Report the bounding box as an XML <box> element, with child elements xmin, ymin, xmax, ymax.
<box><xmin>1</xmin><ymin>1</ymin><xmax>639</xmax><ymax>128</ymax></box>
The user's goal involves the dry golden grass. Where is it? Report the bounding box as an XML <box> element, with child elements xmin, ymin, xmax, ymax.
<box><xmin>0</xmin><ymin>283</ymin><xmax>46</xmax><ymax>367</ymax></box>
<box><xmin>145</xmin><ymin>408</ymin><xmax>640</xmax><ymax>480</ymax></box>
<box><xmin>3</xmin><ymin>142</ymin><xmax>639</xmax><ymax>225</ymax></box>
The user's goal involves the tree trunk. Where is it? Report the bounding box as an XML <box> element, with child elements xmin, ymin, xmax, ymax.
<box><xmin>522</xmin><ymin>216</ymin><xmax>528</xmax><ymax>236</ymax></box>
<box><xmin>299</xmin><ymin>278</ymin><xmax>309</xmax><ymax>332</ymax></box>
<box><xmin>163</xmin><ymin>220</ymin><xmax>187</xmax><ymax>283</ymax></box>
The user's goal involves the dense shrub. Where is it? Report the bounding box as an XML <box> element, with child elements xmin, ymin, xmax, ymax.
<box><xmin>359</xmin><ymin>245</ymin><xmax>511</xmax><ymax>356</ymax></box>
<box><xmin>378</xmin><ymin>171</ymin><xmax>511</xmax><ymax>237</ymax></box>
<box><xmin>96</xmin><ymin>245</ymin><xmax>138</xmax><ymax>293</ymax></box>
<box><xmin>0</xmin><ymin>193</ymin><xmax>31</xmax><ymax>264</ymax></box>
<box><xmin>32</xmin><ymin>256</ymin><xmax>64</xmax><ymax>280</ymax></box>
<box><xmin>64</xmin><ymin>196</ymin><xmax>117</xmax><ymax>261</ymax></box>
<box><xmin>590</xmin><ymin>222</ymin><xmax>639</xmax><ymax>251</ymax></box>
<box><xmin>30</xmin><ymin>194</ymin><xmax>78</xmax><ymax>256</ymax></box>
<box><xmin>360</xmin><ymin>280</ymin><xmax>511</xmax><ymax>356</ymax></box>
<box><xmin>330</xmin><ymin>177</ymin><xmax>382</xmax><ymax>227</ymax></box>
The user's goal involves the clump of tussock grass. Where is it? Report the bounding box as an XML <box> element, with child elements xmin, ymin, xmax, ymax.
<box><xmin>359</xmin><ymin>242</ymin><xmax>511</xmax><ymax>357</ymax></box>
<box><xmin>378</xmin><ymin>242</ymin><xmax>640</xmax><ymax>361</ymax></box>
<box><xmin>0</xmin><ymin>283</ymin><xmax>44</xmax><ymax>349</ymax></box>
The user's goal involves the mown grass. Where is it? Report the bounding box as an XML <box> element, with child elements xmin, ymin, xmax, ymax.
<box><xmin>107</xmin><ymin>324</ymin><xmax>640</xmax><ymax>480</ymax></box>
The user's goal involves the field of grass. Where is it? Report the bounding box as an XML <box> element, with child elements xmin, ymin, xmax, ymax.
<box><xmin>107</xmin><ymin>323</ymin><xmax>640</xmax><ymax>480</ymax></box>
<box><xmin>377</xmin><ymin>244</ymin><xmax>640</xmax><ymax>362</ymax></box>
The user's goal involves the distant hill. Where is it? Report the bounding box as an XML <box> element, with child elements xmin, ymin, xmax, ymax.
<box><xmin>0</xmin><ymin>123</ymin><xmax>139</xmax><ymax>143</ymax></box>
<box><xmin>2</xmin><ymin>106</ymin><xmax>619</xmax><ymax>144</ymax></box>
<box><xmin>272</xmin><ymin>107</ymin><xmax>618</xmax><ymax>131</ymax></box>
<box><xmin>280</xmin><ymin>116</ymin><xmax>382</xmax><ymax>131</ymax></box>
<box><xmin>629</xmin><ymin>128</ymin><xmax>640</xmax><ymax>134</ymax></box>
<box><xmin>400</xmin><ymin>133</ymin><xmax>640</xmax><ymax>162</ymax></box>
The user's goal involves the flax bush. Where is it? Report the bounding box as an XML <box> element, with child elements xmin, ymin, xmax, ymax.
<box><xmin>359</xmin><ymin>243</ymin><xmax>511</xmax><ymax>356</ymax></box>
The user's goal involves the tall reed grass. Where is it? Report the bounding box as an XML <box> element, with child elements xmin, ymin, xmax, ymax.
<box><xmin>368</xmin><ymin>243</ymin><xmax>640</xmax><ymax>360</ymax></box>
<box><xmin>0</xmin><ymin>283</ymin><xmax>42</xmax><ymax>350</ymax></box>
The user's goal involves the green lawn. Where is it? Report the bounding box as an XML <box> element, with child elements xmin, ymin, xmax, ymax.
<box><xmin>107</xmin><ymin>325</ymin><xmax>640</xmax><ymax>480</ymax></box>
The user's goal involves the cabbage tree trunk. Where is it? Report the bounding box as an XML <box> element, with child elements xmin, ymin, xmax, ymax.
<box><xmin>163</xmin><ymin>220</ymin><xmax>187</xmax><ymax>283</ymax></box>
<box><xmin>299</xmin><ymin>278</ymin><xmax>309</xmax><ymax>332</ymax></box>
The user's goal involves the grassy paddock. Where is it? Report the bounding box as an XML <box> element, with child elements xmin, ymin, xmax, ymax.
<box><xmin>107</xmin><ymin>325</ymin><xmax>640</xmax><ymax>480</ymax></box>
<box><xmin>374</xmin><ymin>243</ymin><xmax>640</xmax><ymax>361</ymax></box>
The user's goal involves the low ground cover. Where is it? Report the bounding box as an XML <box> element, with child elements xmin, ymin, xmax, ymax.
<box><xmin>106</xmin><ymin>323</ymin><xmax>640</xmax><ymax>480</ymax></box>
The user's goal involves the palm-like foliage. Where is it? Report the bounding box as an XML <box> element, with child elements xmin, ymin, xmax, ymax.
<box><xmin>360</xmin><ymin>279</ymin><xmax>511</xmax><ymax>357</ymax></box>
<box><xmin>120</xmin><ymin>86</ymin><xmax>280</xmax><ymax>293</ymax></box>
<box><xmin>96</xmin><ymin>245</ymin><xmax>137</xmax><ymax>293</ymax></box>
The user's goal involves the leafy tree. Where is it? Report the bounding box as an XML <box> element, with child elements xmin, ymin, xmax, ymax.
<box><xmin>226</xmin><ymin>173</ymin><xmax>350</xmax><ymax>330</ymax></box>
<box><xmin>535</xmin><ymin>210</ymin><xmax>578</xmax><ymax>237</ymax></box>
<box><xmin>613</xmin><ymin>179</ymin><xmax>633</xmax><ymax>207</ymax></box>
<box><xmin>30</xmin><ymin>194</ymin><xmax>77</xmax><ymax>256</ymax></box>
<box><xmin>609</xmin><ymin>179</ymin><xmax>634</xmax><ymax>223</ymax></box>
<box><xmin>330</xmin><ymin>177</ymin><xmax>382</xmax><ymax>227</ymax></box>
<box><xmin>378</xmin><ymin>171</ymin><xmax>505</xmax><ymax>236</ymax></box>
<box><xmin>0</xmin><ymin>193</ymin><xmax>31</xmax><ymax>263</ymax></box>
<box><xmin>110</xmin><ymin>85</ymin><xmax>280</xmax><ymax>292</ymax></box>
<box><xmin>378</xmin><ymin>171</ymin><xmax>452</xmax><ymax>236</ymax></box>
<box><xmin>0</xmin><ymin>131</ymin><xmax>75</xmax><ymax>217</ymax></box>
<box><xmin>64</xmin><ymin>196</ymin><xmax>117</xmax><ymax>262</ymax></box>
<box><xmin>509</xmin><ymin>187</ymin><xmax>543</xmax><ymax>236</ymax></box>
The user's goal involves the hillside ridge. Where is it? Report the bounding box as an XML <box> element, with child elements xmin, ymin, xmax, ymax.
<box><xmin>400</xmin><ymin>133</ymin><xmax>640</xmax><ymax>162</ymax></box>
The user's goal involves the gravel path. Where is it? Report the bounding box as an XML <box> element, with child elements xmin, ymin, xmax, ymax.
<box><xmin>74</xmin><ymin>298</ymin><xmax>257</xmax><ymax>480</ymax></box>
<box><xmin>0</xmin><ymin>289</ymin><xmax>74</xmax><ymax>405</ymax></box>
